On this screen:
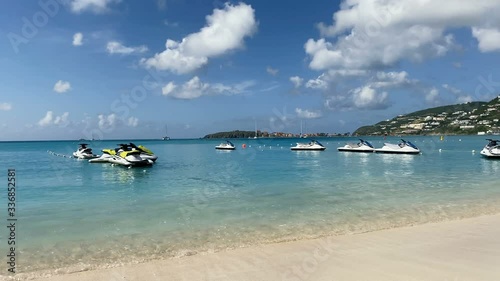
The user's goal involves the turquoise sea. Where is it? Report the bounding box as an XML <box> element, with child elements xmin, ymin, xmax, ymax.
<box><xmin>1</xmin><ymin>136</ymin><xmax>500</xmax><ymax>277</ymax></box>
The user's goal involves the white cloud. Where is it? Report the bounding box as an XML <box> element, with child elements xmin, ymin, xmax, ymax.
<box><xmin>142</xmin><ymin>3</ymin><xmax>257</xmax><ymax>74</ymax></box>
<box><xmin>162</xmin><ymin>76</ymin><xmax>254</xmax><ymax>99</ymax></box>
<box><xmin>128</xmin><ymin>117</ymin><xmax>139</xmax><ymax>127</ymax></box>
<box><xmin>165</xmin><ymin>77</ymin><xmax>209</xmax><ymax>99</ymax></box>
<box><xmin>371</xmin><ymin>71</ymin><xmax>414</xmax><ymax>88</ymax></box>
<box><xmin>305</xmin><ymin>75</ymin><xmax>328</xmax><ymax>90</ymax></box>
<box><xmin>107</xmin><ymin>41</ymin><xmax>148</xmax><ymax>55</ymax></box>
<box><xmin>351</xmin><ymin>86</ymin><xmax>389</xmax><ymax>110</ymax></box>
<box><xmin>54</xmin><ymin>112</ymin><xmax>69</xmax><ymax>126</ymax></box>
<box><xmin>38</xmin><ymin>111</ymin><xmax>69</xmax><ymax>127</ymax></box>
<box><xmin>53</xmin><ymin>80</ymin><xmax>71</xmax><ymax>93</ymax></box>
<box><xmin>426</xmin><ymin>88</ymin><xmax>440</xmax><ymax>103</ymax></box>
<box><xmin>442</xmin><ymin>84</ymin><xmax>461</xmax><ymax>95</ymax></box>
<box><xmin>266</xmin><ymin>66</ymin><xmax>278</xmax><ymax>76</ymax></box>
<box><xmin>327</xmin><ymin>69</ymin><xmax>368</xmax><ymax>78</ymax></box>
<box><xmin>307</xmin><ymin>0</ymin><xmax>500</xmax><ymax>71</ymax></box>
<box><xmin>290</xmin><ymin>76</ymin><xmax>304</xmax><ymax>88</ymax></box>
<box><xmin>324</xmin><ymin>95</ymin><xmax>348</xmax><ymax>110</ymax></box>
<box><xmin>73</xmin><ymin>32</ymin><xmax>83</xmax><ymax>46</ymax></box>
<box><xmin>457</xmin><ymin>95</ymin><xmax>473</xmax><ymax>103</ymax></box>
<box><xmin>162</xmin><ymin>82</ymin><xmax>177</xmax><ymax>96</ymax></box>
<box><xmin>442</xmin><ymin>84</ymin><xmax>474</xmax><ymax>103</ymax></box>
<box><xmin>472</xmin><ymin>27</ymin><xmax>500</xmax><ymax>52</ymax></box>
<box><xmin>324</xmin><ymin>85</ymin><xmax>389</xmax><ymax>110</ymax></box>
<box><xmin>98</xmin><ymin>113</ymin><xmax>117</xmax><ymax>130</ymax></box>
<box><xmin>70</xmin><ymin>0</ymin><xmax>121</xmax><ymax>14</ymax></box>
<box><xmin>0</xmin><ymin>102</ymin><xmax>12</xmax><ymax>111</ymax></box>
<box><xmin>295</xmin><ymin>108</ymin><xmax>322</xmax><ymax>119</ymax></box>
<box><xmin>38</xmin><ymin>111</ymin><xmax>53</xmax><ymax>126</ymax></box>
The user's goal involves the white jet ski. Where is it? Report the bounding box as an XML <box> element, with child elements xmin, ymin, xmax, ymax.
<box><xmin>73</xmin><ymin>143</ymin><xmax>98</xmax><ymax>159</ymax></box>
<box><xmin>88</xmin><ymin>148</ymin><xmax>115</xmax><ymax>163</ymax></box>
<box><xmin>128</xmin><ymin>142</ymin><xmax>158</xmax><ymax>162</ymax></box>
<box><xmin>215</xmin><ymin>140</ymin><xmax>236</xmax><ymax>150</ymax></box>
<box><xmin>375</xmin><ymin>139</ymin><xmax>420</xmax><ymax>154</ymax></box>
<box><xmin>291</xmin><ymin>140</ymin><xmax>326</xmax><ymax>151</ymax></box>
<box><xmin>480</xmin><ymin>139</ymin><xmax>500</xmax><ymax>158</ymax></box>
<box><xmin>337</xmin><ymin>139</ymin><xmax>375</xmax><ymax>152</ymax></box>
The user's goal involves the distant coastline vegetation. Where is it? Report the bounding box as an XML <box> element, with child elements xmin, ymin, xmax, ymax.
<box><xmin>205</xmin><ymin>97</ymin><xmax>500</xmax><ymax>139</ymax></box>
<box><xmin>203</xmin><ymin>130</ymin><xmax>348</xmax><ymax>139</ymax></box>
<box><xmin>354</xmin><ymin>96</ymin><xmax>500</xmax><ymax>136</ymax></box>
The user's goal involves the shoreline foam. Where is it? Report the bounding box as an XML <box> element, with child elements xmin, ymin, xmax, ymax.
<box><xmin>6</xmin><ymin>213</ymin><xmax>500</xmax><ymax>281</ymax></box>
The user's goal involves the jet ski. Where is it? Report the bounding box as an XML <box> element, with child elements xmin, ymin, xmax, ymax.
<box><xmin>73</xmin><ymin>143</ymin><xmax>98</xmax><ymax>159</ymax></box>
<box><xmin>88</xmin><ymin>148</ymin><xmax>115</xmax><ymax>163</ymax></box>
<box><xmin>291</xmin><ymin>140</ymin><xmax>326</xmax><ymax>151</ymax></box>
<box><xmin>215</xmin><ymin>140</ymin><xmax>236</xmax><ymax>150</ymax></box>
<box><xmin>375</xmin><ymin>139</ymin><xmax>420</xmax><ymax>154</ymax></box>
<box><xmin>337</xmin><ymin>139</ymin><xmax>375</xmax><ymax>152</ymax></box>
<box><xmin>106</xmin><ymin>144</ymin><xmax>153</xmax><ymax>167</ymax></box>
<box><xmin>128</xmin><ymin>142</ymin><xmax>158</xmax><ymax>162</ymax></box>
<box><xmin>480</xmin><ymin>139</ymin><xmax>500</xmax><ymax>158</ymax></box>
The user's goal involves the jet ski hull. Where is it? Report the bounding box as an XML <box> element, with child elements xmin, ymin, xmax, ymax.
<box><xmin>73</xmin><ymin>152</ymin><xmax>98</xmax><ymax>159</ymax></box>
<box><xmin>337</xmin><ymin>147</ymin><xmax>374</xmax><ymax>152</ymax></box>
<box><xmin>215</xmin><ymin>146</ymin><xmax>235</xmax><ymax>150</ymax></box>
<box><xmin>374</xmin><ymin>149</ymin><xmax>420</xmax><ymax>154</ymax></box>
<box><xmin>89</xmin><ymin>154</ymin><xmax>113</xmax><ymax>163</ymax></box>
<box><xmin>480</xmin><ymin>148</ymin><xmax>500</xmax><ymax>158</ymax></box>
<box><xmin>107</xmin><ymin>156</ymin><xmax>153</xmax><ymax>167</ymax></box>
<box><xmin>291</xmin><ymin>147</ymin><xmax>326</xmax><ymax>151</ymax></box>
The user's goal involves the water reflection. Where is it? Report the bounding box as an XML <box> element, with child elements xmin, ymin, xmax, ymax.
<box><xmin>480</xmin><ymin>157</ymin><xmax>500</xmax><ymax>174</ymax></box>
<box><xmin>292</xmin><ymin>150</ymin><xmax>321</xmax><ymax>157</ymax></box>
<box><xmin>378</xmin><ymin>153</ymin><xmax>416</xmax><ymax>166</ymax></box>
<box><xmin>100</xmin><ymin>164</ymin><xmax>150</xmax><ymax>184</ymax></box>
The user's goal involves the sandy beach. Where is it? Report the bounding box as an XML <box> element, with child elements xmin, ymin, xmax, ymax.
<box><xmin>15</xmin><ymin>213</ymin><xmax>499</xmax><ymax>281</ymax></box>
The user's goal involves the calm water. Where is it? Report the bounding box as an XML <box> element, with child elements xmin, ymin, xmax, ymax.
<box><xmin>0</xmin><ymin>136</ymin><xmax>499</xmax><ymax>276</ymax></box>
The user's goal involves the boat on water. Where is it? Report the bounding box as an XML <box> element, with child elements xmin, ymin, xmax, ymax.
<box><xmin>480</xmin><ymin>139</ymin><xmax>500</xmax><ymax>158</ymax></box>
<box><xmin>73</xmin><ymin>144</ymin><xmax>98</xmax><ymax>159</ymax></box>
<box><xmin>88</xmin><ymin>148</ymin><xmax>115</xmax><ymax>163</ymax></box>
<box><xmin>337</xmin><ymin>139</ymin><xmax>375</xmax><ymax>152</ymax></box>
<box><xmin>374</xmin><ymin>139</ymin><xmax>420</xmax><ymax>154</ymax></box>
<box><xmin>89</xmin><ymin>144</ymin><xmax>156</xmax><ymax>166</ymax></box>
<box><xmin>107</xmin><ymin>144</ymin><xmax>153</xmax><ymax>167</ymax></box>
<box><xmin>128</xmin><ymin>143</ymin><xmax>158</xmax><ymax>162</ymax></box>
<box><xmin>215</xmin><ymin>140</ymin><xmax>236</xmax><ymax>150</ymax></box>
<box><xmin>291</xmin><ymin>140</ymin><xmax>326</xmax><ymax>151</ymax></box>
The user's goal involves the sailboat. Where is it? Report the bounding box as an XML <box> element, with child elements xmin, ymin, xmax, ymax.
<box><xmin>162</xmin><ymin>125</ymin><xmax>170</xmax><ymax>140</ymax></box>
<box><xmin>300</xmin><ymin>120</ymin><xmax>307</xmax><ymax>138</ymax></box>
<box><xmin>253</xmin><ymin>120</ymin><xmax>258</xmax><ymax>139</ymax></box>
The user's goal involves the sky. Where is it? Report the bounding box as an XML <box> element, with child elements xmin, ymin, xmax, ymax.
<box><xmin>2</xmin><ymin>0</ymin><xmax>500</xmax><ymax>140</ymax></box>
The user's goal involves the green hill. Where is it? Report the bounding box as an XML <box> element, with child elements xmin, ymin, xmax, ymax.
<box><xmin>354</xmin><ymin>96</ymin><xmax>500</xmax><ymax>136</ymax></box>
<box><xmin>203</xmin><ymin>130</ymin><xmax>258</xmax><ymax>139</ymax></box>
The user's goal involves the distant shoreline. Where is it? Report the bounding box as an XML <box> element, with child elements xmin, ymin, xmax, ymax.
<box><xmin>0</xmin><ymin>134</ymin><xmax>497</xmax><ymax>143</ymax></box>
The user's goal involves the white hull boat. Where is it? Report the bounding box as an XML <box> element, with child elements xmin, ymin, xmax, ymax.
<box><xmin>480</xmin><ymin>139</ymin><xmax>500</xmax><ymax>158</ymax></box>
<box><xmin>128</xmin><ymin>143</ymin><xmax>158</xmax><ymax>162</ymax></box>
<box><xmin>89</xmin><ymin>143</ymin><xmax>157</xmax><ymax>165</ymax></box>
<box><xmin>291</xmin><ymin>140</ymin><xmax>326</xmax><ymax>151</ymax></box>
<box><xmin>107</xmin><ymin>151</ymin><xmax>153</xmax><ymax>167</ymax></box>
<box><xmin>375</xmin><ymin>139</ymin><xmax>420</xmax><ymax>154</ymax></box>
<box><xmin>338</xmin><ymin>139</ymin><xmax>375</xmax><ymax>152</ymax></box>
<box><xmin>73</xmin><ymin>144</ymin><xmax>98</xmax><ymax>159</ymax></box>
<box><xmin>88</xmin><ymin>153</ymin><xmax>113</xmax><ymax>163</ymax></box>
<box><xmin>216</xmin><ymin>140</ymin><xmax>236</xmax><ymax>150</ymax></box>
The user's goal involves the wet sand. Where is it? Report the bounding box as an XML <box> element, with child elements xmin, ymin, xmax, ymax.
<box><xmin>16</xmin><ymin>214</ymin><xmax>500</xmax><ymax>281</ymax></box>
